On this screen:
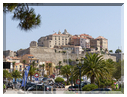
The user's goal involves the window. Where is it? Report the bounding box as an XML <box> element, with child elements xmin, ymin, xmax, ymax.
<box><xmin>59</xmin><ymin>43</ymin><xmax>60</xmax><ymax>45</ymax></box>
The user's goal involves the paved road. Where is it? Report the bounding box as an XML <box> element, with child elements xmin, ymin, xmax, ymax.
<box><xmin>4</xmin><ymin>85</ymin><xmax>72</xmax><ymax>94</ymax></box>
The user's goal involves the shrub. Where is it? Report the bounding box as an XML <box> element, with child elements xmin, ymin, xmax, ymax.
<box><xmin>55</xmin><ymin>77</ymin><xmax>64</xmax><ymax>83</ymax></box>
<box><xmin>82</xmin><ymin>84</ymin><xmax>98</xmax><ymax>91</ymax></box>
<box><xmin>43</xmin><ymin>74</ymin><xmax>48</xmax><ymax>77</ymax></box>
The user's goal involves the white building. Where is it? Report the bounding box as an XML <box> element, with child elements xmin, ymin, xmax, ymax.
<box><xmin>80</xmin><ymin>37</ymin><xmax>90</xmax><ymax>49</ymax></box>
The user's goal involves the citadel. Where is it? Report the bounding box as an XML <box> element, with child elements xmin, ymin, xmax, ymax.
<box><xmin>3</xmin><ymin>29</ymin><xmax>124</xmax><ymax>73</ymax></box>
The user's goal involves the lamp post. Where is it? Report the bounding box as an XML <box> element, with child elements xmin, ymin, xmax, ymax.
<box><xmin>76</xmin><ymin>57</ymin><xmax>84</xmax><ymax>94</ymax></box>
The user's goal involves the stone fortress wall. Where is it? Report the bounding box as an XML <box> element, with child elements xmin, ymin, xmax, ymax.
<box><xmin>21</xmin><ymin>47</ymin><xmax>117</xmax><ymax>66</ymax></box>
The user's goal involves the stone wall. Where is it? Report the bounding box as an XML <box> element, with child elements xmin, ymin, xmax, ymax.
<box><xmin>17</xmin><ymin>48</ymin><xmax>30</xmax><ymax>57</ymax></box>
<box><xmin>3</xmin><ymin>50</ymin><xmax>14</xmax><ymax>57</ymax></box>
<box><xmin>29</xmin><ymin>47</ymin><xmax>116</xmax><ymax>65</ymax></box>
<box><xmin>15</xmin><ymin>47</ymin><xmax>117</xmax><ymax>66</ymax></box>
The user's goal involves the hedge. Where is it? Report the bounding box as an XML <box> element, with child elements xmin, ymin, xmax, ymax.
<box><xmin>55</xmin><ymin>77</ymin><xmax>64</xmax><ymax>83</ymax></box>
<box><xmin>82</xmin><ymin>84</ymin><xmax>98</xmax><ymax>91</ymax></box>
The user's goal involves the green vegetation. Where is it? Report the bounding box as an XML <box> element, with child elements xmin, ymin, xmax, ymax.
<box><xmin>12</xmin><ymin>70</ymin><xmax>21</xmax><ymax>81</ymax></box>
<box><xmin>48</xmin><ymin>63</ymin><xmax>52</xmax><ymax>76</ymax></box>
<box><xmin>28</xmin><ymin>65</ymin><xmax>36</xmax><ymax>81</ymax></box>
<box><xmin>81</xmin><ymin>53</ymin><xmax>109</xmax><ymax>84</ymax></box>
<box><xmin>55</xmin><ymin>77</ymin><xmax>64</xmax><ymax>83</ymax></box>
<box><xmin>62</xmin><ymin>51</ymin><xmax>66</xmax><ymax>54</ymax></box>
<box><xmin>109</xmin><ymin>50</ymin><xmax>113</xmax><ymax>53</ymax></box>
<box><xmin>82</xmin><ymin>84</ymin><xmax>98</xmax><ymax>91</ymax></box>
<box><xmin>3</xmin><ymin>3</ymin><xmax>41</xmax><ymax>31</ymax></box>
<box><xmin>115</xmin><ymin>49</ymin><xmax>122</xmax><ymax>53</ymax></box>
<box><xmin>60</xmin><ymin>65</ymin><xmax>71</xmax><ymax>84</ymax></box>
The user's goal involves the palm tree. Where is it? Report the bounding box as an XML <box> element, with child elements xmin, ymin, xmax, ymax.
<box><xmin>12</xmin><ymin>70</ymin><xmax>21</xmax><ymax>82</ymax></box>
<box><xmin>60</xmin><ymin>65</ymin><xmax>71</xmax><ymax>84</ymax></box>
<box><xmin>28</xmin><ymin>65</ymin><xmax>36</xmax><ymax>81</ymax></box>
<box><xmin>48</xmin><ymin>63</ymin><xmax>52</xmax><ymax>76</ymax></box>
<box><xmin>12</xmin><ymin>62</ymin><xmax>16</xmax><ymax>72</ymax></box>
<box><xmin>58</xmin><ymin>61</ymin><xmax>62</xmax><ymax>75</ymax></box>
<box><xmin>82</xmin><ymin>53</ymin><xmax>109</xmax><ymax>85</ymax></box>
<box><xmin>32</xmin><ymin>61</ymin><xmax>36</xmax><ymax>68</ymax></box>
<box><xmin>41</xmin><ymin>64</ymin><xmax>45</xmax><ymax>76</ymax></box>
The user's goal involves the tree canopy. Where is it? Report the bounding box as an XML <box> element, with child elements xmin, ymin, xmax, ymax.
<box><xmin>3</xmin><ymin>3</ymin><xmax>41</xmax><ymax>31</ymax></box>
<box><xmin>115</xmin><ymin>49</ymin><xmax>122</xmax><ymax>53</ymax></box>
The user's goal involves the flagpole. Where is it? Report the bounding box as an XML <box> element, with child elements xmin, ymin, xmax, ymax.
<box><xmin>24</xmin><ymin>65</ymin><xmax>25</xmax><ymax>93</ymax></box>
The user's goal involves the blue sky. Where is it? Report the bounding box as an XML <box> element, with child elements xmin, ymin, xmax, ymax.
<box><xmin>4</xmin><ymin>5</ymin><xmax>124</xmax><ymax>53</ymax></box>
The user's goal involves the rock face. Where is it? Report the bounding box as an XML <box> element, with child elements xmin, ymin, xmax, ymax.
<box><xmin>17</xmin><ymin>47</ymin><xmax>117</xmax><ymax>65</ymax></box>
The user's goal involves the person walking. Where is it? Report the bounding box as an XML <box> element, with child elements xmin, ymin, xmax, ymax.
<box><xmin>116</xmin><ymin>83</ymin><xmax>118</xmax><ymax>89</ymax></box>
<box><xmin>3</xmin><ymin>83</ymin><xmax>6</xmax><ymax>93</ymax></box>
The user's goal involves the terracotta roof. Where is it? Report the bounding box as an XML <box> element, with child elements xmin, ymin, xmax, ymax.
<box><xmin>45</xmin><ymin>61</ymin><xmax>52</xmax><ymax>63</ymax></box>
<box><xmin>72</xmin><ymin>37</ymin><xmax>80</xmax><ymax>39</ymax></box>
<box><xmin>80</xmin><ymin>34</ymin><xmax>93</xmax><ymax>38</ymax></box>
<box><xmin>81</xmin><ymin>37</ymin><xmax>88</xmax><ymax>39</ymax></box>
<box><xmin>15</xmin><ymin>63</ymin><xmax>23</xmax><ymax>65</ymax></box>
<box><xmin>24</xmin><ymin>54</ymin><xmax>34</xmax><ymax>56</ymax></box>
<box><xmin>10</xmin><ymin>57</ymin><xmax>20</xmax><ymax>60</ymax></box>
<box><xmin>95</xmin><ymin>36</ymin><xmax>107</xmax><ymax>40</ymax></box>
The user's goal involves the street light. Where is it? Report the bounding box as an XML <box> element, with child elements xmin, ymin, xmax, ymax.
<box><xmin>76</xmin><ymin>57</ymin><xmax>84</xmax><ymax>94</ymax></box>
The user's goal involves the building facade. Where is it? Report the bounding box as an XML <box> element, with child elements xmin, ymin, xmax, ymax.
<box><xmin>38</xmin><ymin>29</ymin><xmax>72</xmax><ymax>48</ymax></box>
<box><xmin>20</xmin><ymin>54</ymin><xmax>39</xmax><ymax>66</ymax></box>
<box><xmin>95</xmin><ymin>36</ymin><xmax>108</xmax><ymax>51</ymax></box>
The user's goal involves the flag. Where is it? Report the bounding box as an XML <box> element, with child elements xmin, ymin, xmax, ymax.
<box><xmin>21</xmin><ymin>66</ymin><xmax>30</xmax><ymax>87</ymax></box>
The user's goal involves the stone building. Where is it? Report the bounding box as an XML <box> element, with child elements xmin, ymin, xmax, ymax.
<box><xmin>30</xmin><ymin>41</ymin><xmax>38</xmax><ymax>47</ymax></box>
<box><xmin>3</xmin><ymin>50</ymin><xmax>15</xmax><ymax>57</ymax></box>
<box><xmin>38</xmin><ymin>29</ymin><xmax>72</xmax><ymax>48</ymax></box>
<box><xmin>20</xmin><ymin>54</ymin><xmax>39</xmax><ymax>66</ymax></box>
<box><xmin>95</xmin><ymin>36</ymin><xmax>108</xmax><ymax>51</ymax></box>
<box><xmin>90</xmin><ymin>38</ymin><xmax>100</xmax><ymax>51</ymax></box>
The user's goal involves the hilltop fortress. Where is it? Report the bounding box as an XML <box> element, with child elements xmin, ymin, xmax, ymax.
<box><xmin>4</xmin><ymin>29</ymin><xmax>124</xmax><ymax>65</ymax></box>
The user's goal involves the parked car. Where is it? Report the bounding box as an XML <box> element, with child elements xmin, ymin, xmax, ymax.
<box><xmin>86</xmin><ymin>88</ymin><xmax>111</xmax><ymax>94</ymax></box>
<box><xmin>21</xmin><ymin>82</ymin><xmax>36</xmax><ymax>91</ymax></box>
<box><xmin>68</xmin><ymin>81</ymin><xmax>91</xmax><ymax>91</ymax></box>
<box><xmin>27</xmin><ymin>84</ymin><xmax>55</xmax><ymax>94</ymax></box>
<box><xmin>6</xmin><ymin>82</ymin><xmax>14</xmax><ymax>89</ymax></box>
<box><xmin>54</xmin><ymin>82</ymin><xmax>65</xmax><ymax>88</ymax></box>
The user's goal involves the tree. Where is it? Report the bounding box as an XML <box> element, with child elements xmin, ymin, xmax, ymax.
<box><xmin>82</xmin><ymin>53</ymin><xmax>109</xmax><ymax>84</ymax></box>
<box><xmin>60</xmin><ymin>65</ymin><xmax>71</xmax><ymax>84</ymax></box>
<box><xmin>109</xmin><ymin>50</ymin><xmax>113</xmax><ymax>53</ymax></box>
<box><xmin>12</xmin><ymin>62</ymin><xmax>15</xmax><ymax>72</ymax></box>
<box><xmin>3</xmin><ymin>70</ymin><xmax>9</xmax><ymax>80</ymax></box>
<box><xmin>48</xmin><ymin>63</ymin><xmax>52</xmax><ymax>76</ymax></box>
<box><xmin>12</xmin><ymin>70</ymin><xmax>21</xmax><ymax>82</ymax></box>
<box><xmin>115</xmin><ymin>49</ymin><xmax>121</xmax><ymax>53</ymax></box>
<box><xmin>28</xmin><ymin>65</ymin><xmax>36</xmax><ymax>81</ymax></box>
<box><xmin>41</xmin><ymin>64</ymin><xmax>45</xmax><ymax>76</ymax></box>
<box><xmin>112</xmin><ymin>61</ymin><xmax>121</xmax><ymax>81</ymax></box>
<box><xmin>7</xmin><ymin>73</ymin><xmax>13</xmax><ymax>81</ymax></box>
<box><xmin>3</xmin><ymin>3</ymin><xmax>41</xmax><ymax>31</ymax></box>
<box><xmin>69</xmin><ymin>59</ymin><xmax>72</xmax><ymax>64</ymax></box>
<box><xmin>32</xmin><ymin>61</ymin><xmax>36</xmax><ymax>68</ymax></box>
<box><xmin>58</xmin><ymin>61</ymin><xmax>62</xmax><ymax>75</ymax></box>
